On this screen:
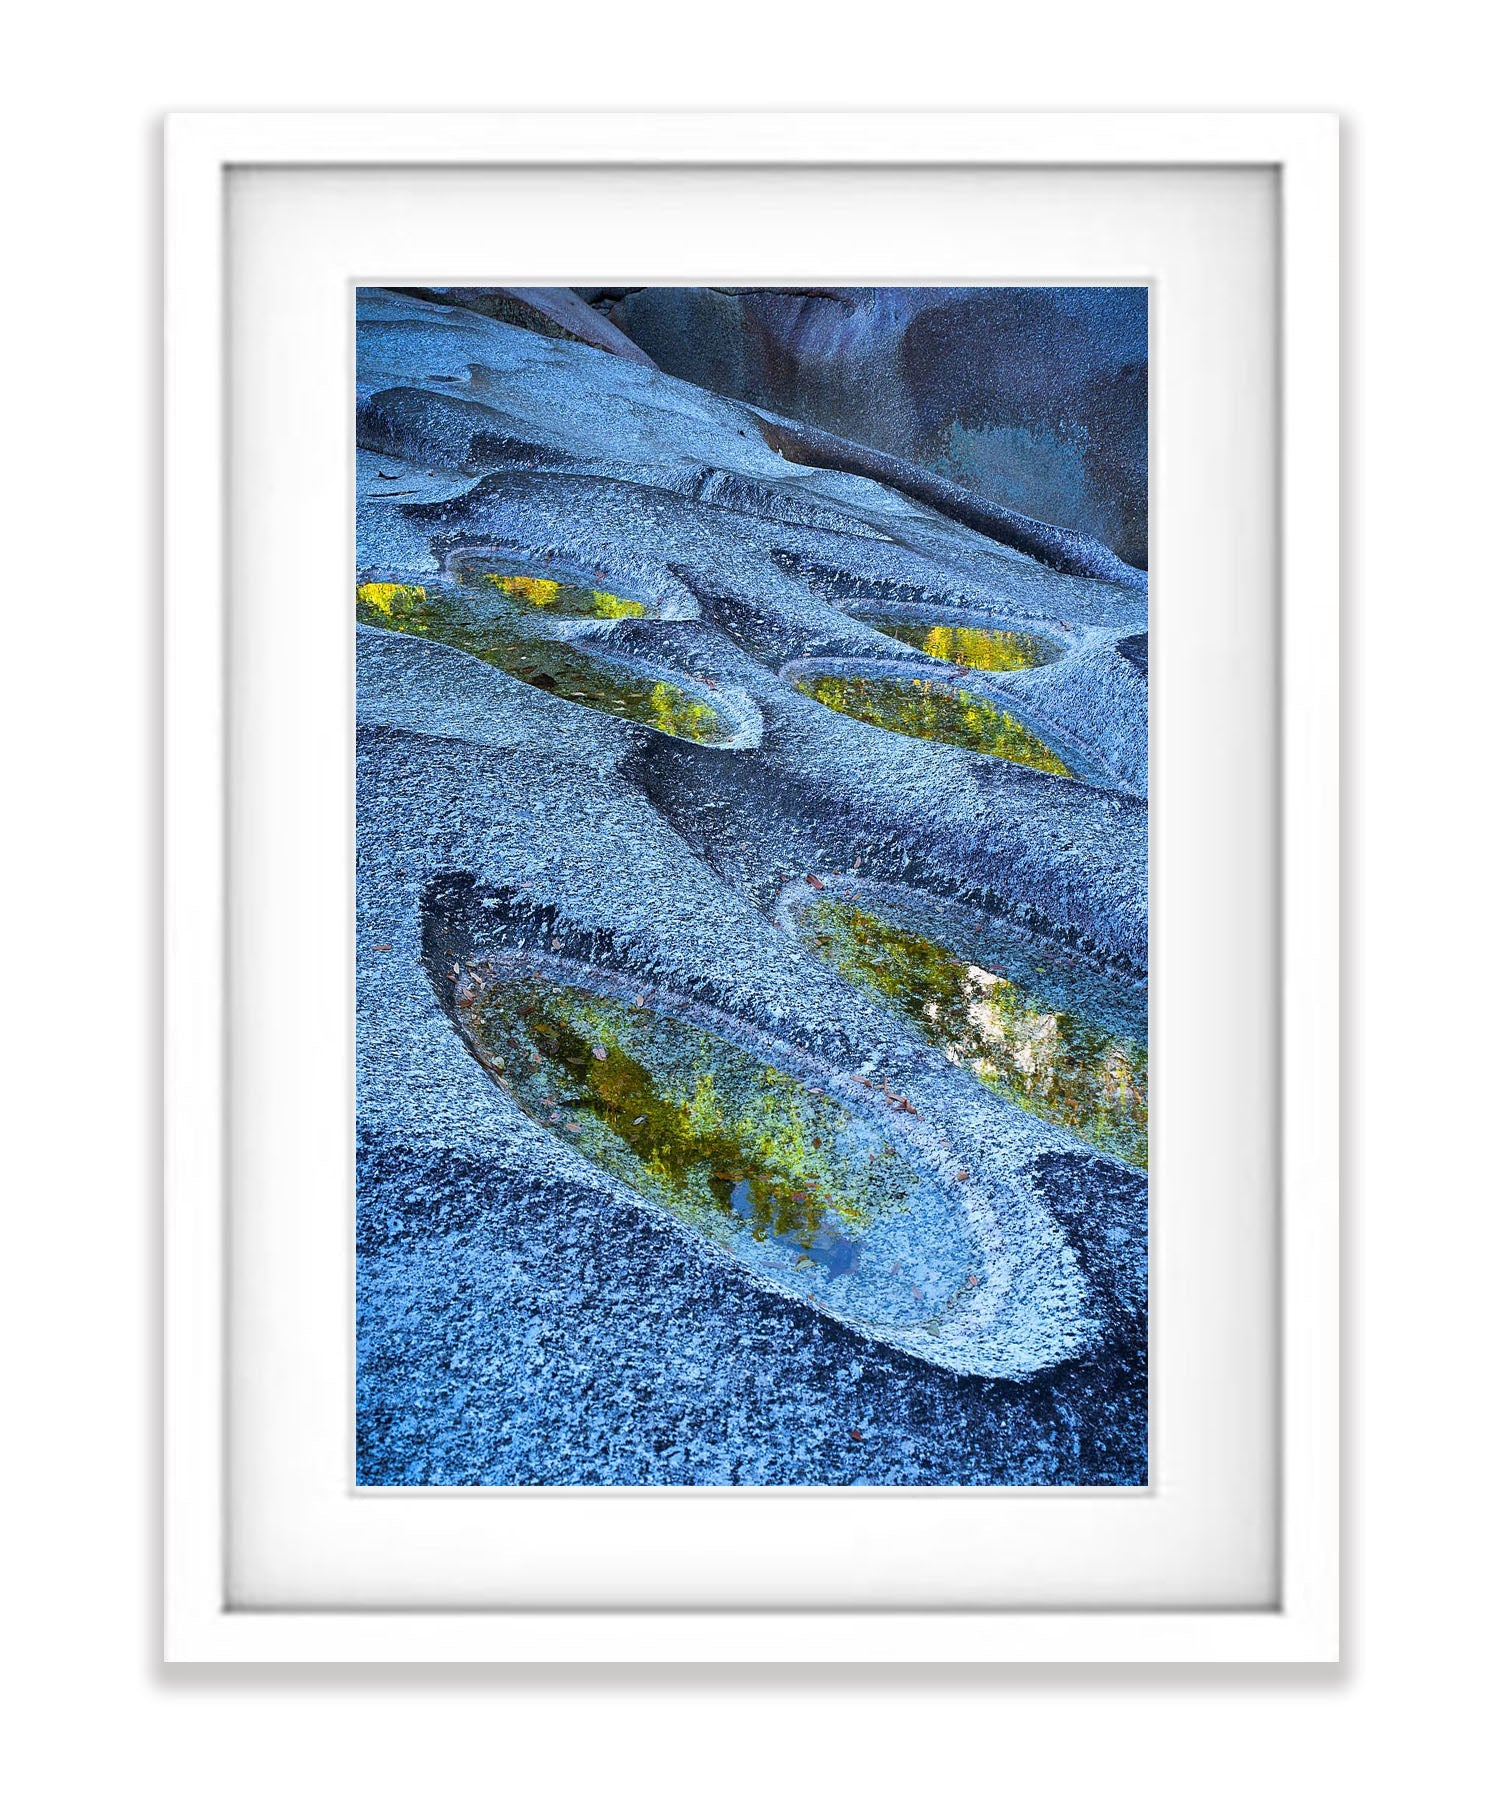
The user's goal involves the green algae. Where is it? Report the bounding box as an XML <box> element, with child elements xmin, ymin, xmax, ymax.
<box><xmin>356</xmin><ymin>581</ymin><xmax>725</xmax><ymax>743</ymax></box>
<box><xmin>794</xmin><ymin>673</ymin><xmax>1072</xmax><ymax>775</ymax></box>
<box><xmin>795</xmin><ymin>899</ymin><xmax>1148</xmax><ymax>1168</ymax></box>
<box><xmin>454</xmin><ymin>974</ymin><xmax>976</xmax><ymax>1310</ymax></box>
<box><xmin>863</xmin><ymin>619</ymin><xmax>1062</xmax><ymax>672</ymax></box>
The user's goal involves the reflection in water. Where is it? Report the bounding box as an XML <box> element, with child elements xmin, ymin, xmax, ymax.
<box><xmin>794</xmin><ymin>673</ymin><xmax>1072</xmax><ymax>775</ymax></box>
<box><xmin>796</xmin><ymin>900</ymin><xmax>1147</xmax><ymax>1168</ymax></box>
<box><xmin>356</xmin><ymin>580</ymin><xmax>725</xmax><ymax>743</ymax></box>
<box><xmin>454</xmin><ymin>972</ymin><xmax>977</xmax><ymax>1320</ymax></box>
<box><xmin>452</xmin><ymin>559</ymin><xmax>650</xmax><ymax>620</ymax></box>
<box><xmin>864</xmin><ymin>619</ymin><xmax>1062</xmax><ymax>672</ymax></box>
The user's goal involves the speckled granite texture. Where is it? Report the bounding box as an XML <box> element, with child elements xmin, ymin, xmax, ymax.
<box><xmin>354</xmin><ymin>287</ymin><xmax>1148</xmax><ymax>1486</ymax></box>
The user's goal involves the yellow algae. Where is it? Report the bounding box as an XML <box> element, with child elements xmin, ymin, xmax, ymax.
<box><xmin>476</xmin><ymin>568</ymin><xmax>648</xmax><ymax>620</ymax></box>
<box><xmin>797</xmin><ymin>674</ymin><xmax>1072</xmax><ymax>776</ymax></box>
<box><xmin>590</xmin><ymin>591</ymin><xmax>647</xmax><ymax>620</ymax></box>
<box><xmin>910</xmin><ymin>623</ymin><xmax>1059</xmax><ymax>672</ymax></box>
<box><xmin>454</xmin><ymin>978</ymin><xmax>935</xmax><ymax>1270</ymax></box>
<box><xmin>355</xmin><ymin>581</ymin><xmax>728</xmax><ymax>743</ymax></box>
<box><xmin>487</xmin><ymin>573</ymin><xmax>563</xmax><ymax>606</ymax></box>
<box><xmin>356</xmin><ymin>581</ymin><xmax>426</xmax><ymax>617</ymax></box>
<box><xmin>647</xmin><ymin>682</ymin><xmax>720</xmax><ymax>741</ymax></box>
<box><xmin>797</xmin><ymin>900</ymin><xmax>1147</xmax><ymax>1168</ymax></box>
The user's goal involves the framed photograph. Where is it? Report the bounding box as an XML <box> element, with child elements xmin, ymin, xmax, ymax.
<box><xmin>165</xmin><ymin>111</ymin><xmax>1338</xmax><ymax>1661</ymax></box>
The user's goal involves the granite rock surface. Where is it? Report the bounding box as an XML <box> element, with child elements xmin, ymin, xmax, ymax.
<box><xmin>355</xmin><ymin>288</ymin><xmax>1148</xmax><ymax>1485</ymax></box>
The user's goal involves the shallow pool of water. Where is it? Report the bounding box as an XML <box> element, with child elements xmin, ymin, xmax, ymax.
<box><xmin>793</xmin><ymin>672</ymin><xmax>1072</xmax><ymax>775</ymax></box>
<box><xmin>453</xmin><ymin>970</ymin><xmax>981</xmax><ymax>1323</ymax></box>
<box><xmin>861</xmin><ymin>619</ymin><xmax>1062</xmax><ymax>672</ymax></box>
<box><xmin>451</xmin><ymin>557</ymin><xmax>653</xmax><ymax>620</ymax></box>
<box><xmin>793</xmin><ymin>897</ymin><xmax>1147</xmax><ymax>1167</ymax></box>
<box><xmin>357</xmin><ymin>581</ymin><xmax>727</xmax><ymax>743</ymax></box>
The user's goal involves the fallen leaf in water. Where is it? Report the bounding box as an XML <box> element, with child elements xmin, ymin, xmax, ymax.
<box><xmin>850</xmin><ymin>1427</ymin><xmax>863</xmax><ymax>1442</ymax></box>
<box><xmin>372</xmin><ymin>943</ymin><xmax>392</xmax><ymax>952</ymax></box>
<box><xmin>806</xmin><ymin>874</ymin><xmax>825</xmax><ymax>889</ymax></box>
<box><xmin>955</xmin><ymin>1168</ymin><xmax>969</xmax><ymax>1181</ymax></box>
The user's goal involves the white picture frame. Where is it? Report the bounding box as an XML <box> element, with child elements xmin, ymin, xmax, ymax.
<box><xmin>164</xmin><ymin>111</ymin><xmax>1338</xmax><ymax>1663</ymax></box>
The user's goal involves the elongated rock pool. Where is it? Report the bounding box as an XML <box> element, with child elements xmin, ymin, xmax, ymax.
<box><xmin>790</xmin><ymin>892</ymin><xmax>1148</xmax><ymax>1168</ymax></box>
<box><xmin>793</xmin><ymin>671</ymin><xmax>1073</xmax><ymax>775</ymax></box>
<box><xmin>452</xmin><ymin>968</ymin><xmax>985</xmax><ymax>1335</ymax></box>
<box><xmin>356</xmin><ymin>579</ymin><xmax>730</xmax><ymax>742</ymax></box>
<box><xmin>859</xmin><ymin>618</ymin><xmax>1064</xmax><ymax>672</ymax></box>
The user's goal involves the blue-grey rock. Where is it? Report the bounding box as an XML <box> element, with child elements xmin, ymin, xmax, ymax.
<box><xmin>353</xmin><ymin>288</ymin><xmax>1148</xmax><ymax>1485</ymax></box>
<box><xmin>608</xmin><ymin>286</ymin><xmax>1149</xmax><ymax>569</ymax></box>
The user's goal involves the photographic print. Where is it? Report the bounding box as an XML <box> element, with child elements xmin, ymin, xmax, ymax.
<box><xmin>355</xmin><ymin>285</ymin><xmax>1147</xmax><ymax>1486</ymax></box>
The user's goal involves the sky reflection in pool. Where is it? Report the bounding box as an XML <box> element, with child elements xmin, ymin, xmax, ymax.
<box><xmin>795</xmin><ymin>898</ymin><xmax>1147</xmax><ymax>1168</ymax></box>
<box><xmin>454</xmin><ymin>971</ymin><xmax>981</xmax><ymax>1322</ymax></box>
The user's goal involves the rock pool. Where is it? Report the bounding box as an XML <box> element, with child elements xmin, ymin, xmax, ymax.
<box><xmin>452</xmin><ymin>967</ymin><xmax>986</xmax><ymax>1331</ymax></box>
<box><xmin>790</xmin><ymin>892</ymin><xmax>1148</xmax><ymax>1167</ymax></box>
<box><xmin>860</xmin><ymin>618</ymin><xmax>1063</xmax><ymax>672</ymax></box>
<box><xmin>449</xmin><ymin>556</ymin><xmax>656</xmax><ymax>619</ymax></box>
<box><xmin>792</xmin><ymin>671</ymin><xmax>1073</xmax><ymax>774</ymax></box>
<box><xmin>356</xmin><ymin>580</ymin><xmax>728</xmax><ymax>742</ymax></box>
